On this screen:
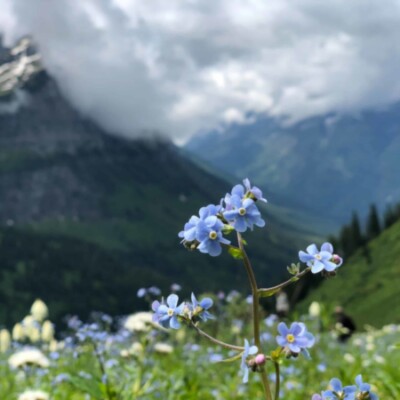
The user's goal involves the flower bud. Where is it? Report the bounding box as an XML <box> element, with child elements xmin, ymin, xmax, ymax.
<box><xmin>31</xmin><ymin>299</ymin><xmax>48</xmax><ymax>322</ymax></box>
<box><xmin>0</xmin><ymin>329</ymin><xmax>11</xmax><ymax>353</ymax></box>
<box><xmin>332</xmin><ymin>254</ymin><xmax>343</xmax><ymax>265</ymax></box>
<box><xmin>41</xmin><ymin>321</ymin><xmax>55</xmax><ymax>342</ymax></box>
<box><xmin>254</xmin><ymin>353</ymin><xmax>266</xmax><ymax>366</ymax></box>
<box><xmin>12</xmin><ymin>323</ymin><xmax>24</xmax><ymax>341</ymax></box>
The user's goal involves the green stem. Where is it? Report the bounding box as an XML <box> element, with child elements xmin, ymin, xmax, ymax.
<box><xmin>237</xmin><ymin>232</ymin><xmax>273</xmax><ymax>400</ymax></box>
<box><xmin>190</xmin><ymin>322</ymin><xmax>245</xmax><ymax>351</ymax></box>
<box><xmin>274</xmin><ymin>362</ymin><xmax>280</xmax><ymax>400</ymax></box>
<box><xmin>258</xmin><ymin>267</ymin><xmax>311</xmax><ymax>295</ymax></box>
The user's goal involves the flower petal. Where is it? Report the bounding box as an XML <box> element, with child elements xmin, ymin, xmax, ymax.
<box><xmin>306</xmin><ymin>244</ymin><xmax>319</xmax><ymax>255</ymax></box>
<box><xmin>167</xmin><ymin>294</ymin><xmax>179</xmax><ymax>309</ymax></box>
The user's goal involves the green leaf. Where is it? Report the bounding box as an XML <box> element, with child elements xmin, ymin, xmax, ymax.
<box><xmin>228</xmin><ymin>246</ymin><xmax>244</xmax><ymax>260</ymax></box>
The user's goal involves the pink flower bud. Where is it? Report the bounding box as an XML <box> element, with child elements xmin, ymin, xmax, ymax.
<box><xmin>332</xmin><ymin>254</ymin><xmax>342</xmax><ymax>265</ymax></box>
<box><xmin>254</xmin><ymin>353</ymin><xmax>266</xmax><ymax>366</ymax></box>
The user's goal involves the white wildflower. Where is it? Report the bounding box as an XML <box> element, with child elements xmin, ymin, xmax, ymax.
<box><xmin>124</xmin><ymin>312</ymin><xmax>153</xmax><ymax>332</ymax></box>
<box><xmin>308</xmin><ymin>301</ymin><xmax>321</xmax><ymax>318</ymax></box>
<box><xmin>18</xmin><ymin>389</ymin><xmax>49</xmax><ymax>400</ymax></box>
<box><xmin>12</xmin><ymin>323</ymin><xmax>25</xmax><ymax>341</ymax></box>
<box><xmin>154</xmin><ymin>343</ymin><xmax>173</xmax><ymax>354</ymax></box>
<box><xmin>9</xmin><ymin>348</ymin><xmax>50</xmax><ymax>369</ymax></box>
<box><xmin>41</xmin><ymin>321</ymin><xmax>54</xmax><ymax>342</ymax></box>
<box><xmin>30</xmin><ymin>299</ymin><xmax>48</xmax><ymax>322</ymax></box>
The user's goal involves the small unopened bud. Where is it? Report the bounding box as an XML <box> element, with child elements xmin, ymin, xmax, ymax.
<box><xmin>287</xmin><ymin>263</ymin><xmax>300</xmax><ymax>275</ymax></box>
<box><xmin>222</xmin><ymin>224</ymin><xmax>235</xmax><ymax>235</ymax></box>
<box><xmin>332</xmin><ymin>254</ymin><xmax>342</xmax><ymax>265</ymax></box>
<box><xmin>254</xmin><ymin>353</ymin><xmax>266</xmax><ymax>366</ymax></box>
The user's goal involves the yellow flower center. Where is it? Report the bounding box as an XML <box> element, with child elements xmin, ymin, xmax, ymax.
<box><xmin>209</xmin><ymin>231</ymin><xmax>218</xmax><ymax>240</ymax></box>
<box><xmin>167</xmin><ymin>309</ymin><xmax>174</xmax><ymax>317</ymax></box>
<box><xmin>315</xmin><ymin>254</ymin><xmax>322</xmax><ymax>260</ymax></box>
<box><xmin>286</xmin><ymin>334</ymin><xmax>295</xmax><ymax>343</ymax></box>
<box><xmin>239</xmin><ymin>207</ymin><xmax>246</xmax><ymax>216</ymax></box>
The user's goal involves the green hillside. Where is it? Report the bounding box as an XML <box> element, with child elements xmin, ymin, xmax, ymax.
<box><xmin>301</xmin><ymin>219</ymin><xmax>400</xmax><ymax>328</ymax></box>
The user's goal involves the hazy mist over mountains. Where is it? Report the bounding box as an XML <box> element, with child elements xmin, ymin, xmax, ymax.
<box><xmin>187</xmin><ymin>110</ymin><xmax>400</xmax><ymax>224</ymax></box>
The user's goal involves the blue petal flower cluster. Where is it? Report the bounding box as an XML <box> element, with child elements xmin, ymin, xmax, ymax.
<box><xmin>152</xmin><ymin>293</ymin><xmax>214</xmax><ymax>329</ymax></box>
<box><xmin>179</xmin><ymin>179</ymin><xmax>266</xmax><ymax>256</ymax></box>
<box><xmin>276</xmin><ymin>322</ymin><xmax>315</xmax><ymax>357</ymax></box>
<box><xmin>312</xmin><ymin>375</ymin><xmax>379</xmax><ymax>400</ymax></box>
<box><xmin>299</xmin><ymin>242</ymin><xmax>343</xmax><ymax>274</ymax></box>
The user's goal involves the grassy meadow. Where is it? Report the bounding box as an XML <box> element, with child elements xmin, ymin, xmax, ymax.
<box><xmin>0</xmin><ymin>294</ymin><xmax>399</xmax><ymax>400</ymax></box>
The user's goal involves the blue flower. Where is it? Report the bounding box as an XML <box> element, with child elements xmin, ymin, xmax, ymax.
<box><xmin>312</xmin><ymin>395</ymin><xmax>323</xmax><ymax>400</ymax></box>
<box><xmin>197</xmin><ymin>216</ymin><xmax>230</xmax><ymax>256</ymax></box>
<box><xmin>243</xmin><ymin>178</ymin><xmax>267</xmax><ymax>202</ymax></box>
<box><xmin>228</xmin><ymin>179</ymin><xmax>267</xmax><ymax>203</ymax></box>
<box><xmin>179</xmin><ymin>205</ymin><xmax>222</xmax><ymax>242</ymax></box>
<box><xmin>223</xmin><ymin>195</ymin><xmax>265</xmax><ymax>233</ymax></box>
<box><xmin>240</xmin><ymin>339</ymin><xmax>258</xmax><ymax>383</ymax></box>
<box><xmin>322</xmin><ymin>378</ymin><xmax>357</xmax><ymax>400</ymax></box>
<box><xmin>190</xmin><ymin>293</ymin><xmax>214</xmax><ymax>321</ymax></box>
<box><xmin>276</xmin><ymin>322</ymin><xmax>315</xmax><ymax>354</ymax></box>
<box><xmin>152</xmin><ymin>294</ymin><xmax>185</xmax><ymax>329</ymax></box>
<box><xmin>299</xmin><ymin>243</ymin><xmax>341</xmax><ymax>274</ymax></box>
<box><xmin>179</xmin><ymin>204</ymin><xmax>228</xmax><ymax>256</ymax></box>
<box><xmin>178</xmin><ymin>215</ymin><xmax>201</xmax><ymax>242</ymax></box>
<box><xmin>355</xmin><ymin>375</ymin><xmax>379</xmax><ymax>400</ymax></box>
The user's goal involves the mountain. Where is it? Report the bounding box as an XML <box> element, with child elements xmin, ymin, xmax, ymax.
<box><xmin>0</xmin><ymin>38</ymin><xmax>321</xmax><ymax>327</ymax></box>
<box><xmin>300</xmin><ymin>218</ymin><xmax>400</xmax><ymax>328</ymax></box>
<box><xmin>186</xmin><ymin>111</ymin><xmax>400</xmax><ymax>226</ymax></box>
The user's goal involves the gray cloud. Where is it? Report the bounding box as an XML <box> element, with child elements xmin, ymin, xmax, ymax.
<box><xmin>2</xmin><ymin>0</ymin><xmax>400</xmax><ymax>143</ymax></box>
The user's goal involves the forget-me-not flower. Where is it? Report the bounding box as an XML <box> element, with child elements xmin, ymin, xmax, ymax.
<box><xmin>196</xmin><ymin>216</ymin><xmax>230</xmax><ymax>256</ymax></box>
<box><xmin>223</xmin><ymin>195</ymin><xmax>265</xmax><ymax>233</ymax></box>
<box><xmin>190</xmin><ymin>293</ymin><xmax>214</xmax><ymax>321</ymax></box>
<box><xmin>152</xmin><ymin>294</ymin><xmax>185</xmax><ymax>329</ymax></box>
<box><xmin>276</xmin><ymin>322</ymin><xmax>315</xmax><ymax>354</ymax></box>
<box><xmin>355</xmin><ymin>375</ymin><xmax>379</xmax><ymax>400</ymax></box>
<box><xmin>322</xmin><ymin>378</ymin><xmax>357</xmax><ymax>400</ymax></box>
<box><xmin>178</xmin><ymin>204</ymin><xmax>221</xmax><ymax>241</ymax></box>
<box><xmin>299</xmin><ymin>243</ymin><xmax>341</xmax><ymax>274</ymax></box>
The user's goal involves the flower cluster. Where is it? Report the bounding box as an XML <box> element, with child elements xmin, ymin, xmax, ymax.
<box><xmin>276</xmin><ymin>322</ymin><xmax>315</xmax><ymax>358</ymax></box>
<box><xmin>152</xmin><ymin>293</ymin><xmax>214</xmax><ymax>329</ymax></box>
<box><xmin>299</xmin><ymin>243</ymin><xmax>343</xmax><ymax>274</ymax></box>
<box><xmin>178</xmin><ymin>179</ymin><xmax>266</xmax><ymax>256</ymax></box>
<box><xmin>312</xmin><ymin>375</ymin><xmax>378</xmax><ymax>399</ymax></box>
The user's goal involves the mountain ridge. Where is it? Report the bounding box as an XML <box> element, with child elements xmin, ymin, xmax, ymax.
<box><xmin>186</xmin><ymin>109</ymin><xmax>400</xmax><ymax>225</ymax></box>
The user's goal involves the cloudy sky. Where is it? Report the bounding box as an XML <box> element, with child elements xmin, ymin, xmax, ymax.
<box><xmin>1</xmin><ymin>0</ymin><xmax>400</xmax><ymax>143</ymax></box>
